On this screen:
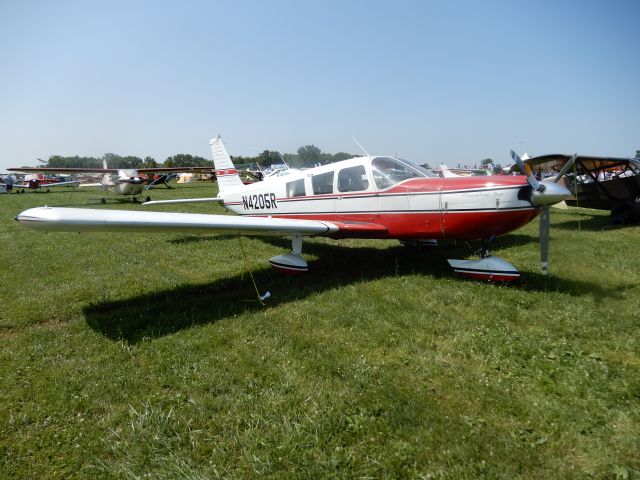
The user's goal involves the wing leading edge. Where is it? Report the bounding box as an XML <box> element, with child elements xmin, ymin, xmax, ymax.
<box><xmin>15</xmin><ymin>207</ymin><xmax>340</xmax><ymax>236</ymax></box>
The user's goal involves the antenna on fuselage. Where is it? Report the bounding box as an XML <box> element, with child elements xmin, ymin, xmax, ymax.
<box><xmin>278</xmin><ymin>153</ymin><xmax>289</xmax><ymax>168</ymax></box>
<box><xmin>352</xmin><ymin>137</ymin><xmax>370</xmax><ymax>157</ymax></box>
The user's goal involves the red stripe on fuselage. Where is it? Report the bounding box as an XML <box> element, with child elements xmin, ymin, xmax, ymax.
<box><xmin>263</xmin><ymin>209</ymin><xmax>538</xmax><ymax>240</ymax></box>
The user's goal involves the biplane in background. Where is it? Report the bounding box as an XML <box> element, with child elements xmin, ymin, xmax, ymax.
<box><xmin>16</xmin><ymin>138</ymin><xmax>573</xmax><ymax>282</ymax></box>
<box><xmin>8</xmin><ymin>162</ymin><xmax>214</xmax><ymax>203</ymax></box>
<box><xmin>523</xmin><ymin>154</ymin><xmax>640</xmax><ymax>224</ymax></box>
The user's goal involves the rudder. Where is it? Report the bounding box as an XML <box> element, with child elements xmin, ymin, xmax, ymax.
<box><xmin>210</xmin><ymin>136</ymin><xmax>244</xmax><ymax>193</ymax></box>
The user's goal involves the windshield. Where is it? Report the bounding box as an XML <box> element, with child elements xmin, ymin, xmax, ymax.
<box><xmin>371</xmin><ymin>156</ymin><xmax>435</xmax><ymax>189</ymax></box>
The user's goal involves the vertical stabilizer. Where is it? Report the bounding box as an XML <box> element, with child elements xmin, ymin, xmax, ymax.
<box><xmin>440</xmin><ymin>164</ymin><xmax>458</xmax><ymax>178</ymax></box>
<box><xmin>210</xmin><ymin>136</ymin><xmax>244</xmax><ymax>193</ymax></box>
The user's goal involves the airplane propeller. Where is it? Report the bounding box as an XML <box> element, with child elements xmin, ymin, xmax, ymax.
<box><xmin>510</xmin><ymin>150</ymin><xmax>544</xmax><ymax>193</ymax></box>
<box><xmin>552</xmin><ymin>154</ymin><xmax>577</xmax><ymax>183</ymax></box>
<box><xmin>510</xmin><ymin>150</ymin><xmax>573</xmax><ymax>275</ymax></box>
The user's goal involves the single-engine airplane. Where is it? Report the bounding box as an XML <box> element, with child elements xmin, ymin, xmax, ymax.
<box><xmin>15</xmin><ymin>137</ymin><xmax>573</xmax><ymax>281</ymax></box>
<box><xmin>9</xmin><ymin>161</ymin><xmax>213</xmax><ymax>203</ymax></box>
<box><xmin>2</xmin><ymin>173</ymin><xmax>81</xmax><ymax>193</ymax></box>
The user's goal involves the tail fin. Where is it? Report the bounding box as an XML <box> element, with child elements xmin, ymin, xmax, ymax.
<box><xmin>210</xmin><ymin>136</ymin><xmax>244</xmax><ymax>193</ymax></box>
<box><xmin>440</xmin><ymin>164</ymin><xmax>458</xmax><ymax>178</ymax></box>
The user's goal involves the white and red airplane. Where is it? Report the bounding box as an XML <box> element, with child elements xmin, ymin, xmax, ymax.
<box><xmin>4</xmin><ymin>173</ymin><xmax>81</xmax><ymax>192</ymax></box>
<box><xmin>15</xmin><ymin>137</ymin><xmax>573</xmax><ymax>281</ymax></box>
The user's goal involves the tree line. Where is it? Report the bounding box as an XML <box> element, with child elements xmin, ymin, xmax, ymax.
<box><xmin>36</xmin><ymin>147</ymin><xmax>640</xmax><ymax>170</ymax></box>
<box><xmin>38</xmin><ymin>145</ymin><xmax>357</xmax><ymax>170</ymax></box>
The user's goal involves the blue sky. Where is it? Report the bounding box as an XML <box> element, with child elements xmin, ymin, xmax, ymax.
<box><xmin>0</xmin><ymin>0</ymin><xmax>638</xmax><ymax>170</ymax></box>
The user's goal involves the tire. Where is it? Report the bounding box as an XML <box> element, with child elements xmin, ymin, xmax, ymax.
<box><xmin>611</xmin><ymin>203</ymin><xmax>631</xmax><ymax>225</ymax></box>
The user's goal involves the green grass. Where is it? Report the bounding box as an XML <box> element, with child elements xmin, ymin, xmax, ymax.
<box><xmin>1</xmin><ymin>184</ymin><xmax>639</xmax><ymax>479</ymax></box>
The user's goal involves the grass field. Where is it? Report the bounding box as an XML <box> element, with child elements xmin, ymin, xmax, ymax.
<box><xmin>1</xmin><ymin>184</ymin><xmax>639</xmax><ymax>479</ymax></box>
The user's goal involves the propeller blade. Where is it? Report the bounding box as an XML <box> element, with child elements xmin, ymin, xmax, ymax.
<box><xmin>539</xmin><ymin>205</ymin><xmax>550</xmax><ymax>275</ymax></box>
<box><xmin>510</xmin><ymin>150</ymin><xmax>543</xmax><ymax>192</ymax></box>
<box><xmin>553</xmin><ymin>154</ymin><xmax>577</xmax><ymax>183</ymax></box>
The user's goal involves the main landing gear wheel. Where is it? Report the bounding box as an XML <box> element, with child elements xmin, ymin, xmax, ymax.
<box><xmin>145</xmin><ymin>196</ymin><xmax>151</xmax><ymax>203</ymax></box>
<box><xmin>269</xmin><ymin>233</ymin><xmax>309</xmax><ymax>275</ymax></box>
<box><xmin>448</xmin><ymin>235</ymin><xmax>520</xmax><ymax>282</ymax></box>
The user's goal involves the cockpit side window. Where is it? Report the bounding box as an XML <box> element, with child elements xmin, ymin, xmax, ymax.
<box><xmin>371</xmin><ymin>157</ymin><xmax>431</xmax><ymax>189</ymax></box>
<box><xmin>312</xmin><ymin>171</ymin><xmax>334</xmax><ymax>194</ymax></box>
<box><xmin>337</xmin><ymin>165</ymin><xmax>369</xmax><ymax>192</ymax></box>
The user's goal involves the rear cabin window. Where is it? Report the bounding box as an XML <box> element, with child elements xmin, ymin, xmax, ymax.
<box><xmin>338</xmin><ymin>165</ymin><xmax>369</xmax><ymax>192</ymax></box>
<box><xmin>286</xmin><ymin>179</ymin><xmax>306</xmax><ymax>197</ymax></box>
<box><xmin>312</xmin><ymin>171</ymin><xmax>334</xmax><ymax>194</ymax></box>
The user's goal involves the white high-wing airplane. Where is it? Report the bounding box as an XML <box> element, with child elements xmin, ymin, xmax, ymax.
<box><xmin>9</xmin><ymin>161</ymin><xmax>213</xmax><ymax>203</ymax></box>
<box><xmin>16</xmin><ymin>137</ymin><xmax>573</xmax><ymax>281</ymax></box>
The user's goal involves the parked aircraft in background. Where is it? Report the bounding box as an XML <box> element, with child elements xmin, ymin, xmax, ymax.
<box><xmin>1</xmin><ymin>173</ymin><xmax>80</xmax><ymax>193</ymax></box>
<box><xmin>523</xmin><ymin>154</ymin><xmax>640</xmax><ymax>224</ymax></box>
<box><xmin>9</xmin><ymin>161</ymin><xmax>213</xmax><ymax>203</ymax></box>
<box><xmin>436</xmin><ymin>164</ymin><xmax>491</xmax><ymax>178</ymax></box>
<box><xmin>144</xmin><ymin>173</ymin><xmax>179</xmax><ymax>189</ymax></box>
<box><xmin>16</xmin><ymin>137</ymin><xmax>573</xmax><ymax>281</ymax></box>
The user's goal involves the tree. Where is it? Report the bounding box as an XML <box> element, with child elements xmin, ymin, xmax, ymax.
<box><xmin>142</xmin><ymin>156</ymin><xmax>158</xmax><ymax>168</ymax></box>
<box><xmin>480</xmin><ymin>158</ymin><xmax>493</xmax><ymax>167</ymax></box>
<box><xmin>331</xmin><ymin>152</ymin><xmax>354</xmax><ymax>162</ymax></box>
<box><xmin>257</xmin><ymin>150</ymin><xmax>283</xmax><ymax>167</ymax></box>
<box><xmin>102</xmin><ymin>153</ymin><xmax>143</xmax><ymax>169</ymax></box>
<box><xmin>46</xmin><ymin>155</ymin><xmax>101</xmax><ymax>168</ymax></box>
<box><xmin>164</xmin><ymin>154</ymin><xmax>212</xmax><ymax>167</ymax></box>
<box><xmin>297</xmin><ymin>145</ymin><xmax>322</xmax><ymax>167</ymax></box>
<box><xmin>635</xmin><ymin>150</ymin><xmax>640</xmax><ymax>160</ymax></box>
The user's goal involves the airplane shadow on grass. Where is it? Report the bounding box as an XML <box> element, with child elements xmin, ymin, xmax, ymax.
<box><xmin>83</xmin><ymin>235</ymin><xmax>631</xmax><ymax>344</ymax></box>
<box><xmin>553</xmin><ymin>214</ymin><xmax>639</xmax><ymax>231</ymax></box>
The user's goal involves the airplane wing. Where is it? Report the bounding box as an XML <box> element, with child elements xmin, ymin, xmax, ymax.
<box><xmin>8</xmin><ymin>167</ymin><xmax>116</xmax><ymax>173</ymax></box>
<box><xmin>143</xmin><ymin>197</ymin><xmax>223</xmax><ymax>205</ymax></box>
<box><xmin>13</xmin><ymin>180</ymin><xmax>80</xmax><ymax>188</ymax></box>
<box><xmin>137</xmin><ymin>167</ymin><xmax>213</xmax><ymax>173</ymax></box>
<box><xmin>41</xmin><ymin>180</ymin><xmax>81</xmax><ymax>188</ymax></box>
<box><xmin>525</xmin><ymin>154</ymin><xmax>640</xmax><ymax>176</ymax></box>
<box><xmin>15</xmin><ymin>207</ymin><xmax>389</xmax><ymax>239</ymax></box>
<box><xmin>16</xmin><ymin>207</ymin><xmax>340</xmax><ymax>236</ymax></box>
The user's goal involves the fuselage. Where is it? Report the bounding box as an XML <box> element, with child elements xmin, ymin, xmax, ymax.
<box><xmin>219</xmin><ymin>156</ymin><xmax>538</xmax><ymax>240</ymax></box>
<box><xmin>101</xmin><ymin>169</ymin><xmax>146</xmax><ymax>196</ymax></box>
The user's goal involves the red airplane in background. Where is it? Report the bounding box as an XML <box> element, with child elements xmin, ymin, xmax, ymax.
<box><xmin>3</xmin><ymin>173</ymin><xmax>80</xmax><ymax>193</ymax></box>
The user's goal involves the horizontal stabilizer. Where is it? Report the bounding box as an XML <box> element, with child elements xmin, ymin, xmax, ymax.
<box><xmin>142</xmin><ymin>197</ymin><xmax>223</xmax><ymax>206</ymax></box>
